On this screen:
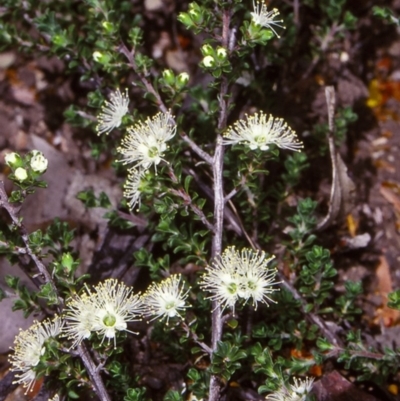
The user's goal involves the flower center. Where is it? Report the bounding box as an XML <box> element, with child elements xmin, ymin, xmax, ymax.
<box><xmin>103</xmin><ymin>313</ymin><xmax>117</xmax><ymax>327</ymax></box>
<box><xmin>148</xmin><ymin>146</ymin><xmax>160</xmax><ymax>159</ymax></box>
<box><xmin>227</xmin><ymin>282</ymin><xmax>238</xmax><ymax>295</ymax></box>
<box><xmin>247</xmin><ymin>280</ymin><xmax>257</xmax><ymax>290</ymax></box>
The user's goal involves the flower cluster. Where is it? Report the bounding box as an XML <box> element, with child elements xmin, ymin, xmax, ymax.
<box><xmin>96</xmin><ymin>89</ymin><xmax>129</xmax><ymax>135</ymax></box>
<box><xmin>64</xmin><ymin>279</ymin><xmax>143</xmax><ymax>347</ymax></box>
<box><xmin>223</xmin><ymin>111</ymin><xmax>303</xmax><ymax>152</ymax></box>
<box><xmin>94</xmin><ymin>88</ymin><xmax>176</xmax><ymax>210</ymax></box>
<box><xmin>4</xmin><ymin>149</ymin><xmax>49</xmax><ymax>183</ymax></box>
<box><xmin>266</xmin><ymin>377</ymin><xmax>315</xmax><ymax>401</ymax></box>
<box><xmin>200</xmin><ymin>246</ymin><xmax>280</xmax><ymax>312</ymax></box>
<box><xmin>142</xmin><ymin>274</ymin><xmax>190</xmax><ymax>324</ymax></box>
<box><xmin>9</xmin><ymin>317</ymin><xmax>63</xmax><ymax>392</ymax></box>
<box><xmin>63</xmin><ymin>276</ymin><xmax>189</xmax><ymax>347</ymax></box>
<box><xmin>117</xmin><ymin>110</ymin><xmax>176</xmax><ymax>210</ymax></box>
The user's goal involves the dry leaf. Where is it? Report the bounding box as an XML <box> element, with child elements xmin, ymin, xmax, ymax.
<box><xmin>374</xmin><ymin>255</ymin><xmax>400</xmax><ymax>327</ymax></box>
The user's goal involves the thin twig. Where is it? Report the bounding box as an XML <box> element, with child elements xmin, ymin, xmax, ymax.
<box><xmin>181</xmin><ymin>133</ymin><xmax>213</xmax><ymax>164</ymax></box>
<box><xmin>119</xmin><ymin>42</ymin><xmax>168</xmax><ymax>113</ymax></box>
<box><xmin>184</xmin><ymin>167</ymin><xmax>243</xmax><ymax>236</ymax></box>
<box><xmin>77</xmin><ymin>343</ymin><xmax>112</xmax><ymax>401</ymax></box>
<box><xmin>181</xmin><ymin>322</ymin><xmax>213</xmax><ymax>355</ymax></box>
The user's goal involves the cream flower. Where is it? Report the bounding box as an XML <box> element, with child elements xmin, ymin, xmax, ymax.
<box><xmin>4</xmin><ymin>152</ymin><xmax>19</xmax><ymax>167</ymax></box>
<box><xmin>142</xmin><ymin>274</ymin><xmax>190</xmax><ymax>324</ymax></box>
<box><xmin>30</xmin><ymin>150</ymin><xmax>48</xmax><ymax>173</ymax></box>
<box><xmin>64</xmin><ymin>279</ymin><xmax>143</xmax><ymax>347</ymax></box>
<box><xmin>14</xmin><ymin>167</ymin><xmax>28</xmax><ymax>182</ymax></box>
<box><xmin>236</xmin><ymin>249</ymin><xmax>279</xmax><ymax>309</ymax></box>
<box><xmin>123</xmin><ymin>168</ymin><xmax>145</xmax><ymax>210</ymax></box>
<box><xmin>200</xmin><ymin>247</ymin><xmax>242</xmax><ymax>311</ymax></box>
<box><xmin>9</xmin><ymin>317</ymin><xmax>63</xmax><ymax>392</ymax></box>
<box><xmin>117</xmin><ymin>111</ymin><xmax>176</xmax><ymax>171</ymax></box>
<box><xmin>266</xmin><ymin>377</ymin><xmax>315</xmax><ymax>401</ymax></box>
<box><xmin>96</xmin><ymin>89</ymin><xmax>129</xmax><ymax>135</ymax></box>
<box><xmin>251</xmin><ymin>1</ymin><xmax>284</xmax><ymax>37</ymax></box>
<box><xmin>223</xmin><ymin>111</ymin><xmax>303</xmax><ymax>152</ymax></box>
<box><xmin>63</xmin><ymin>292</ymin><xmax>98</xmax><ymax>348</ymax></box>
<box><xmin>201</xmin><ymin>247</ymin><xmax>279</xmax><ymax>312</ymax></box>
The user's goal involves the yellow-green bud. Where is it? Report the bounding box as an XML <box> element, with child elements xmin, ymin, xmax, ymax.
<box><xmin>177</xmin><ymin>72</ymin><xmax>189</xmax><ymax>85</ymax></box>
<box><xmin>14</xmin><ymin>167</ymin><xmax>28</xmax><ymax>182</ymax></box>
<box><xmin>102</xmin><ymin>21</ymin><xmax>113</xmax><ymax>33</ymax></box>
<box><xmin>93</xmin><ymin>51</ymin><xmax>103</xmax><ymax>62</ymax></box>
<box><xmin>61</xmin><ymin>252</ymin><xmax>74</xmax><ymax>270</ymax></box>
<box><xmin>162</xmin><ymin>69</ymin><xmax>175</xmax><ymax>85</ymax></box>
<box><xmin>216</xmin><ymin>47</ymin><xmax>227</xmax><ymax>59</ymax></box>
<box><xmin>201</xmin><ymin>44</ymin><xmax>213</xmax><ymax>56</ymax></box>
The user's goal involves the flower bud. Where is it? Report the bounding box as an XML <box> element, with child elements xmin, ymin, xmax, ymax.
<box><xmin>216</xmin><ymin>47</ymin><xmax>227</xmax><ymax>59</ymax></box>
<box><xmin>162</xmin><ymin>69</ymin><xmax>175</xmax><ymax>86</ymax></box>
<box><xmin>177</xmin><ymin>72</ymin><xmax>189</xmax><ymax>85</ymax></box>
<box><xmin>4</xmin><ymin>152</ymin><xmax>19</xmax><ymax>167</ymax></box>
<box><xmin>30</xmin><ymin>151</ymin><xmax>48</xmax><ymax>173</ymax></box>
<box><xmin>61</xmin><ymin>252</ymin><xmax>74</xmax><ymax>271</ymax></box>
<box><xmin>93</xmin><ymin>51</ymin><xmax>103</xmax><ymax>62</ymax></box>
<box><xmin>102</xmin><ymin>21</ymin><xmax>114</xmax><ymax>33</ymax></box>
<box><xmin>14</xmin><ymin>167</ymin><xmax>28</xmax><ymax>182</ymax></box>
<box><xmin>188</xmin><ymin>3</ymin><xmax>203</xmax><ymax>24</ymax></box>
<box><xmin>201</xmin><ymin>44</ymin><xmax>213</xmax><ymax>56</ymax></box>
<box><xmin>202</xmin><ymin>55</ymin><xmax>215</xmax><ymax>68</ymax></box>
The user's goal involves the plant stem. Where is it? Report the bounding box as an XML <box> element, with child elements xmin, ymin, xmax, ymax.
<box><xmin>209</xmin><ymin>4</ymin><xmax>233</xmax><ymax>401</ymax></box>
<box><xmin>78</xmin><ymin>343</ymin><xmax>112</xmax><ymax>401</ymax></box>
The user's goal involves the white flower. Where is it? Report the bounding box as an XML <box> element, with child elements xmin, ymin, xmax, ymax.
<box><xmin>236</xmin><ymin>249</ymin><xmax>279</xmax><ymax>309</ymax></box>
<box><xmin>223</xmin><ymin>111</ymin><xmax>303</xmax><ymax>152</ymax></box>
<box><xmin>14</xmin><ymin>167</ymin><xmax>28</xmax><ymax>181</ymax></box>
<box><xmin>63</xmin><ymin>292</ymin><xmax>98</xmax><ymax>348</ymax></box>
<box><xmin>142</xmin><ymin>275</ymin><xmax>190</xmax><ymax>324</ymax></box>
<box><xmin>123</xmin><ymin>169</ymin><xmax>145</xmax><ymax>210</ymax></box>
<box><xmin>96</xmin><ymin>89</ymin><xmax>129</xmax><ymax>135</ymax></box>
<box><xmin>64</xmin><ymin>279</ymin><xmax>143</xmax><ymax>347</ymax></box>
<box><xmin>9</xmin><ymin>317</ymin><xmax>63</xmax><ymax>392</ymax></box>
<box><xmin>49</xmin><ymin>394</ymin><xmax>60</xmax><ymax>401</ymax></box>
<box><xmin>201</xmin><ymin>247</ymin><xmax>279</xmax><ymax>312</ymax></box>
<box><xmin>117</xmin><ymin>111</ymin><xmax>176</xmax><ymax>170</ymax></box>
<box><xmin>4</xmin><ymin>152</ymin><xmax>18</xmax><ymax>167</ymax></box>
<box><xmin>30</xmin><ymin>150</ymin><xmax>48</xmax><ymax>173</ymax></box>
<box><xmin>251</xmin><ymin>1</ymin><xmax>284</xmax><ymax>37</ymax></box>
<box><xmin>200</xmin><ymin>247</ymin><xmax>242</xmax><ymax>311</ymax></box>
<box><xmin>267</xmin><ymin>377</ymin><xmax>315</xmax><ymax>401</ymax></box>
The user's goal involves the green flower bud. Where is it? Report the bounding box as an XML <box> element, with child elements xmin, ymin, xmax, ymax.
<box><xmin>93</xmin><ymin>51</ymin><xmax>103</xmax><ymax>62</ymax></box>
<box><xmin>216</xmin><ymin>47</ymin><xmax>227</xmax><ymax>59</ymax></box>
<box><xmin>177</xmin><ymin>72</ymin><xmax>189</xmax><ymax>85</ymax></box>
<box><xmin>14</xmin><ymin>167</ymin><xmax>28</xmax><ymax>182</ymax></box>
<box><xmin>201</xmin><ymin>44</ymin><xmax>213</xmax><ymax>56</ymax></box>
<box><xmin>162</xmin><ymin>69</ymin><xmax>175</xmax><ymax>86</ymax></box>
<box><xmin>177</xmin><ymin>12</ymin><xmax>193</xmax><ymax>28</ymax></box>
<box><xmin>102</xmin><ymin>21</ymin><xmax>114</xmax><ymax>33</ymax></box>
<box><xmin>61</xmin><ymin>252</ymin><xmax>74</xmax><ymax>271</ymax></box>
